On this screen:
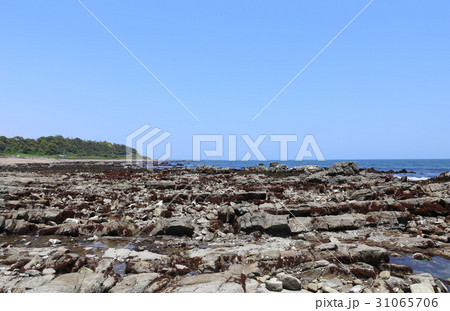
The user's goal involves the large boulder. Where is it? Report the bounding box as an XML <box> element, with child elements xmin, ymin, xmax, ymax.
<box><xmin>164</xmin><ymin>217</ymin><xmax>194</xmax><ymax>236</ymax></box>
<box><xmin>55</xmin><ymin>222</ymin><xmax>79</xmax><ymax>236</ymax></box>
<box><xmin>350</xmin><ymin>244</ymin><xmax>389</xmax><ymax>267</ymax></box>
<box><xmin>265</xmin><ymin>278</ymin><xmax>283</xmax><ymax>292</ymax></box>
<box><xmin>276</xmin><ymin>272</ymin><xmax>302</xmax><ymax>290</ymax></box>
<box><xmin>328</xmin><ymin>162</ymin><xmax>359</xmax><ymax>176</ymax></box>
<box><xmin>237</xmin><ymin>212</ymin><xmax>290</xmax><ymax>235</ymax></box>
<box><xmin>321</xmin><ymin>214</ymin><xmax>366</xmax><ymax>231</ymax></box>
<box><xmin>149</xmin><ymin>217</ymin><xmax>194</xmax><ymax>236</ymax></box>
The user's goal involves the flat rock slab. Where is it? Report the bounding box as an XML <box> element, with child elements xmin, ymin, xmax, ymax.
<box><xmin>29</xmin><ymin>271</ymin><xmax>105</xmax><ymax>293</ymax></box>
<box><xmin>176</xmin><ymin>281</ymin><xmax>244</xmax><ymax>293</ymax></box>
<box><xmin>109</xmin><ymin>273</ymin><xmax>160</xmax><ymax>293</ymax></box>
<box><xmin>179</xmin><ymin>272</ymin><xmax>231</xmax><ymax>286</ymax></box>
<box><xmin>15</xmin><ymin>275</ymin><xmax>55</xmax><ymax>292</ymax></box>
<box><xmin>102</xmin><ymin>248</ymin><xmax>167</xmax><ymax>261</ymax></box>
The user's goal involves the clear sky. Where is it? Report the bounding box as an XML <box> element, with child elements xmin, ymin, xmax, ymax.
<box><xmin>1</xmin><ymin>0</ymin><xmax>449</xmax><ymax>160</ymax></box>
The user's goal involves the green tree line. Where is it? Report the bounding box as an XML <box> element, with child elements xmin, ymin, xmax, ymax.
<box><xmin>0</xmin><ymin>135</ymin><xmax>137</xmax><ymax>159</ymax></box>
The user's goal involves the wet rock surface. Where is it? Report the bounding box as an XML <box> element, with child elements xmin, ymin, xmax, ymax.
<box><xmin>0</xmin><ymin>161</ymin><xmax>449</xmax><ymax>292</ymax></box>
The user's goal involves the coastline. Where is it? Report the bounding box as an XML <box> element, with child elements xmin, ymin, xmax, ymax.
<box><xmin>0</xmin><ymin>160</ymin><xmax>449</xmax><ymax>293</ymax></box>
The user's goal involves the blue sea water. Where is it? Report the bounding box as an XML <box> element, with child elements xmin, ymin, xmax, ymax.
<box><xmin>175</xmin><ymin>159</ymin><xmax>450</xmax><ymax>179</ymax></box>
<box><xmin>390</xmin><ymin>255</ymin><xmax>450</xmax><ymax>283</ymax></box>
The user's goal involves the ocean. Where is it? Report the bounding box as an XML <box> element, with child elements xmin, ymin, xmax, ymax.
<box><xmin>175</xmin><ymin>159</ymin><xmax>450</xmax><ymax>180</ymax></box>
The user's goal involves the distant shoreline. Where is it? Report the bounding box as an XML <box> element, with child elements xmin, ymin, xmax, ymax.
<box><xmin>0</xmin><ymin>156</ymin><xmax>129</xmax><ymax>166</ymax></box>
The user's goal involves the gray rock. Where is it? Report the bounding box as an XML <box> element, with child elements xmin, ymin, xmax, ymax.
<box><xmin>237</xmin><ymin>212</ymin><xmax>290</xmax><ymax>235</ymax></box>
<box><xmin>265</xmin><ymin>278</ymin><xmax>283</xmax><ymax>292</ymax></box>
<box><xmin>109</xmin><ymin>273</ymin><xmax>159</xmax><ymax>293</ymax></box>
<box><xmin>410</xmin><ymin>282</ymin><xmax>435</xmax><ymax>293</ymax></box>
<box><xmin>49</xmin><ymin>239</ymin><xmax>61</xmax><ymax>245</ymax></box>
<box><xmin>305</xmin><ymin>172</ymin><xmax>328</xmax><ymax>183</ymax></box>
<box><xmin>103</xmin><ymin>248</ymin><xmax>167</xmax><ymax>261</ymax></box>
<box><xmin>307</xmin><ymin>283</ymin><xmax>318</xmax><ymax>292</ymax></box>
<box><xmin>164</xmin><ymin>217</ymin><xmax>194</xmax><ymax>236</ymax></box>
<box><xmin>350</xmin><ymin>189</ymin><xmax>376</xmax><ymax>201</ymax></box>
<box><xmin>328</xmin><ymin>162</ymin><xmax>359</xmax><ymax>176</ymax></box>
<box><xmin>4</xmin><ymin>219</ymin><xmax>16</xmax><ymax>232</ymax></box>
<box><xmin>179</xmin><ymin>273</ymin><xmax>231</xmax><ymax>286</ymax></box>
<box><xmin>217</xmin><ymin>282</ymin><xmax>245</xmax><ymax>293</ymax></box>
<box><xmin>176</xmin><ymin>281</ymin><xmax>224</xmax><ymax>293</ymax></box>
<box><xmin>55</xmin><ymin>222</ymin><xmax>79</xmax><ymax>236</ymax></box>
<box><xmin>324</xmin><ymin>277</ymin><xmax>343</xmax><ymax>288</ymax></box>
<box><xmin>42</xmin><ymin>268</ymin><xmax>56</xmax><ymax>275</ymax></box>
<box><xmin>102</xmin><ymin>276</ymin><xmax>117</xmax><ymax>291</ymax></box>
<box><xmin>288</xmin><ymin>217</ymin><xmax>313</xmax><ymax>234</ymax></box>
<box><xmin>349</xmin><ymin>285</ymin><xmax>364</xmax><ymax>293</ymax></box>
<box><xmin>16</xmin><ymin>275</ymin><xmax>54</xmax><ymax>291</ymax></box>
<box><xmin>322</xmin><ymin>285</ymin><xmax>338</xmax><ymax>293</ymax></box>
<box><xmin>322</xmin><ymin>214</ymin><xmax>366</xmax><ymax>231</ymax></box>
<box><xmin>276</xmin><ymin>272</ymin><xmax>302</xmax><ymax>290</ymax></box>
<box><xmin>379</xmin><ymin>271</ymin><xmax>391</xmax><ymax>279</ymax></box>
<box><xmin>30</xmin><ymin>270</ymin><xmax>105</xmax><ymax>293</ymax></box>
<box><xmin>350</xmin><ymin>244</ymin><xmax>389</xmax><ymax>267</ymax></box>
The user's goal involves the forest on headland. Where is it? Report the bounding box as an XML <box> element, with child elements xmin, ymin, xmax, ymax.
<box><xmin>0</xmin><ymin>135</ymin><xmax>136</xmax><ymax>159</ymax></box>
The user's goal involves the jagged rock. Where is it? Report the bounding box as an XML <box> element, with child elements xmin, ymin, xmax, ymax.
<box><xmin>370</xmin><ymin>279</ymin><xmax>391</xmax><ymax>293</ymax></box>
<box><xmin>349</xmin><ymin>262</ymin><xmax>378</xmax><ymax>279</ymax></box>
<box><xmin>305</xmin><ymin>172</ymin><xmax>328</xmax><ymax>183</ymax></box>
<box><xmin>56</xmin><ymin>222</ymin><xmax>79</xmax><ymax>236</ymax></box>
<box><xmin>350</xmin><ymin>189</ymin><xmax>376</xmax><ymax>201</ymax></box>
<box><xmin>232</xmin><ymin>205</ymin><xmax>251</xmax><ymax>216</ymax></box>
<box><xmin>328</xmin><ymin>162</ymin><xmax>359</xmax><ymax>176</ymax></box>
<box><xmin>249</xmin><ymin>164</ymin><xmax>268</xmax><ymax>172</ymax></box>
<box><xmin>269</xmin><ymin>162</ymin><xmax>288</xmax><ymax>172</ymax></box>
<box><xmin>13</xmin><ymin>220</ymin><xmax>37</xmax><ymax>235</ymax></box>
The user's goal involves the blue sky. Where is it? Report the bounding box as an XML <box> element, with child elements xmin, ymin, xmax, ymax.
<box><xmin>1</xmin><ymin>0</ymin><xmax>449</xmax><ymax>160</ymax></box>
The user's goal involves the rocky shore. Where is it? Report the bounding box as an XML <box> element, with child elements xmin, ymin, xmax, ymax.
<box><xmin>0</xmin><ymin>161</ymin><xmax>449</xmax><ymax>293</ymax></box>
